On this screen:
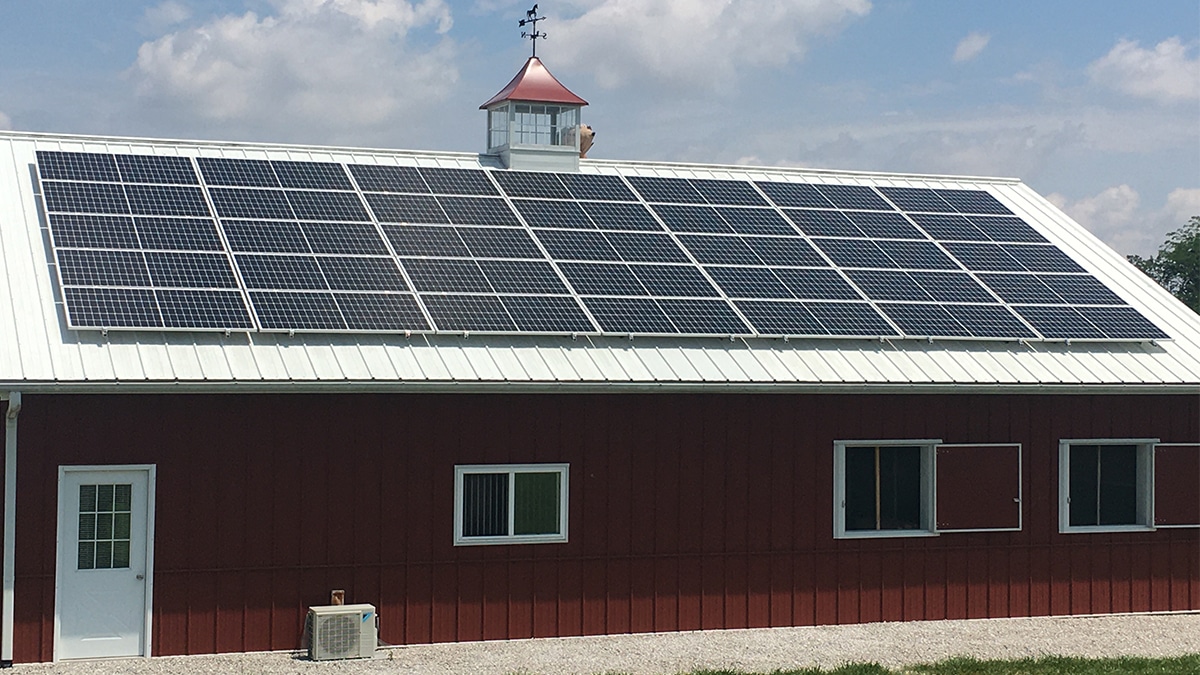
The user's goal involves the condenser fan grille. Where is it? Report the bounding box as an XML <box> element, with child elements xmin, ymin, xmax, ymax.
<box><xmin>316</xmin><ymin>613</ymin><xmax>359</xmax><ymax>656</ymax></box>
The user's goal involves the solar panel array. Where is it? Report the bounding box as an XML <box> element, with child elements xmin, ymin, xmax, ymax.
<box><xmin>36</xmin><ymin>151</ymin><xmax>1168</xmax><ymax>341</ymax></box>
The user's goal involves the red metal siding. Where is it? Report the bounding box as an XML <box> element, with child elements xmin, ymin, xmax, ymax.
<box><xmin>6</xmin><ymin>392</ymin><xmax>1199</xmax><ymax>662</ymax></box>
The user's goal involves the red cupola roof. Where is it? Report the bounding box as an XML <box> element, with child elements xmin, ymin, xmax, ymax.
<box><xmin>479</xmin><ymin>56</ymin><xmax>588</xmax><ymax>109</ymax></box>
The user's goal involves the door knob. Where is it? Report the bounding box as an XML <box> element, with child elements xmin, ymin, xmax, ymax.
<box><xmin>136</xmin><ymin>574</ymin><xmax>144</xmax><ymax>580</ymax></box>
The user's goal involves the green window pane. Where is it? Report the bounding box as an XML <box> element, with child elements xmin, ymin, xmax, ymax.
<box><xmin>96</xmin><ymin>513</ymin><xmax>114</xmax><ymax>539</ymax></box>
<box><xmin>513</xmin><ymin>472</ymin><xmax>561</xmax><ymax>536</ymax></box>
<box><xmin>112</xmin><ymin>541</ymin><xmax>131</xmax><ymax>569</ymax></box>
<box><xmin>114</xmin><ymin>512</ymin><xmax>131</xmax><ymax>539</ymax></box>
<box><xmin>77</xmin><ymin>542</ymin><xmax>95</xmax><ymax>570</ymax></box>
<box><xmin>97</xmin><ymin>485</ymin><xmax>114</xmax><ymax>512</ymax></box>
<box><xmin>114</xmin><ymin>484</ymin><xmax>132</xmax><ymax>512</ymax></box>
<box><xmin>79</xmin><ymin>485</ymin><xmax>97</xmax><ymax>512</ymax></box>
<box><xmin>95</xmin><ymin>541</ymin><xmax>113</xmax><ymax>569</ymax></box>
<box><xmin>78</xmin><ymin>514</ymin><xmax>96</xmax><ymax>540</ymax></box>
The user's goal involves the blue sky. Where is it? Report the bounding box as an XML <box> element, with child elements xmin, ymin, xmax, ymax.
<box><xmin>1</xmin><ymin>0</ymin><xmax>1195</xmax><ymax>256</ymax></box>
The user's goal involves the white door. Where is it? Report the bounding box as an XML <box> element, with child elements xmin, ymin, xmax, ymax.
<box><xmin>55</xmin><ymin>467</ymin><xmax>154</xmax><ymax>660</ymax></box>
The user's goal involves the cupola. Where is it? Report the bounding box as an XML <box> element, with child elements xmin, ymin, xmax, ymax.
<box><xmin>481</xmin><ymin>7</ymin><xmax>589</xmax><ymax>171</ymax></box>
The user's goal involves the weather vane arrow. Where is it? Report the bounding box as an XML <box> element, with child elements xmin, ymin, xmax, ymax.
<box><xmin>518</xmin><ymin>4</ymin><xmax>546</xmax><ymax>58</ymax></box>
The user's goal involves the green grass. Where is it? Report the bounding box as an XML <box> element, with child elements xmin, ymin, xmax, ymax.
<box><xmin>675</xmin><ymin>653</ymin><xmax>1200</xmax><ymax>675</ymax></box>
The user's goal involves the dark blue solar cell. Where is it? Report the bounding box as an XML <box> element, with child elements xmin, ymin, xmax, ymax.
<box><xmin>401</xmin><ymin>258</ymin><xmax>491</xmax><ymax>293</ymax></box>
<box><xmin>630</xmin><ymin>264</ymin><xmax>718</xmax><ymax>297</ymax></box>
<box><xmin>604</xmin><ymin>232</ymin><xmax>690</xmax><ymax>263</ymax></box>
<box><xmin>845</xmin><ymin>270</ymin><xmax>931</xmax><ymax>301</ymax></box>
<box><xmin>735</xmin><ymin>300</ymin><xmax>826</xmax><ymax>335</ymax></box>
<box><xmin>717</xmin><ymin>208</ymin><xmax>796</xmax><ymax>235</ymax></box>
<box><xmin>943</xmin><ymin>242</ymin><xmax>1026</xmax><ymax>272</ymax></box>
<box><xmin>977</xmin><ymin>273</ymin><xmax>1062</xmax><ymax>304</ymax></box>
<box><xmin>251</xmin><ymin>291</ymin><xmax>345</xmax><ymax>330</ymax></box>
<box><xmin>457</xmin><ymin>226</ymin><xmax>544</xmax><ymax>259</ymax></box>
<box><xmin>514</xmin><ymin>200</ymin><xmax>594</xmax><ymax>229</ymax></box>
<box><xmin>967</xmin><ymin>216</ymin><xmax>1046</xmax><ymax>243</ymax></box>
<box><xmin>418</xmin><ymin>168</ymin><xmax>498</xmax><ymax>196</ymax></box>
<box><xmin>689</xmin><ymin>179</ymin><xmax>767</xmax><ymax>206</ymax></box>
<box><xmin>806</xmin><ymin>302</ymin><xmax>897</xmax><ymax>336</ymax></box>
<box><xmin>125</xmin><ymin>185</ymin><xmax>211</xmax><ymax>217</ymax></box>
<box><xmin>271</xmin><ymin>161</ymin><xmax>353</xmax><ymax>190</ymax></box>
<box><xmin>49</xmin><ymin>214</ymin><xmax>139</xmax><ymax>249</ymax></box>
<box><xmin>1013</xmin><ymin>305</ymin><xmax>1105</xmax><ymax>339</ymax></box>
<box><xmin>936</xmin><ymin>189</ymin><xmax>1013</xmax><ymax>215</ymax></box>
<box><xmin>581</xmin><ymin>201</ymin><xmax>661</xmax><ymax>231</ymax></box>
<box><xmin>490</xmin><ymin>170</ymin><xmax>570</xmax><ymax>199</ymax></box>
<box><xmin>477</xmin><ymin>260</ymin><xmax>568</xmax><ymax>294</ymax></box>
<box><xmin>383</xmin><ymin>224</ymin><xmax>468</xmax><ymax>257</ymax></box>
<box><xmin>135</xmin><ymin>217</ymin><xmax>224</xmax><ymax>251</ymax></box>
<box><xmin>501</xmin><ymin>295</ymin><xmax>595</xmax><ymax>333</ymax></box>
<box><xmin>744</xmin><ymin>237</ymin><xmax>827</xmax><ymax>267</ymax></box>
<box><xmin>583</xmin><ymin>297</ymin><xmax>676</xmax><ymax>333</ymax></box>
<box><xmin>208</xmin><ymin>188</ymin><xmax>293</xmax><ymax>220</ymax></box>
<box><xmin>754</xmin><ymin>182</ymin><xmax>834</xmax><ymax>208</ymax></box>
<box><xmin>285</xmin><ymin>190</ymin><xmax>369</xmax><ymax>222</ymax></box>
<box><xmin>877</xmin><ymin>240</ymin><xmax>958</xmax><ymax>270</ymax></box>
<box><xmin>559</xmin><ymin>262</ymin><xmax>647</xmax><ymax>296</ymax></box>
<box><xmin>365</xmin><ymin>193</ymin><xmax>448</xmax><ymax>224</ymax></box>
<box><xmin>56</xmin><ymin>249</ymin><xmax>150</xmax><ymax>286</ymax></box>
<box><xmin>319</xmin><ymin>256</ymin><xmax>409</xmax><ymax>292</ymax></box>
<box><xmin>439</xmin><ymin>197</ymin><xmax>520</xmax><ymax>226</ymax></box>
<box><xmin>301</xmin><ymin>221</ymin><xmax>389</xmax><ymax>255</ymax></box>
<box><xmin>145</xmin><ymin>252</ymin><xmax>239</xmax><ymax>288</ymax></box>
<box><xmin>43</xmin><ymin>181</ymin><xmax>129</xmax><ymax>214</ymax></box>
<box><xmin>627</xmin><ymin>176</ymin><xmax>705</xmax><ymax>204</ymax></box>
<box><xmin>336</xmin><ymin>293</ymin><xmax>430</xmax><ymax>331</ymax></box>
<box><xmin>1077</xmin><ymin>306</ymin><xmax>1168</xmax><ymax>340</ymax></box>
<box><xmin>1002</xmin><ymin>245</ymin><xmax>1084</xmax><ymax>273</ymax></box>
<box><xmin>658</xmin><ymin>298</ymin><xmax>749</xmax><ymax>334</ymax></box>
<box><xmin>773</xmin><ymin>268</ymin><xmax>862</xmax><ymax>300</ymax></box>
<box><xmin>652</xmin><ymin>204</ymin><xmax>732</xmax><ymax>233</ymax></box>
<box><xmin>706</xmin><ymin>266</ymin><xmax>793</xmax><ymax>299</ymax></box>
<box><xmin>879</xmin><ymin>303</ymin><xmax>970</xmax><ymax>337</ymax></box>
<box><xmin>909</xmin><ymin>214</ymin><xmax>988</xmax><ymax>241</ymax></box>
<box><xmin>423</xmin><ymin>294</ymin><xmax>516</xmax><ymax>331</ymax></box>
<box><xmin>535</xmin><ymin>229</ymin><xmax>621</xmax><ymax>261</ymax></box>
<box><xmin>64</xmin><ymin>287</ymin><xmax>161</xmax><ymax>328</ymax></box>
<box><xmin>559</xmin><ymin>173</ymin><xmax>637</xmax><ymax>201</ymax></box>
<box><xmin>677</xmin><ymin>235</ymin><xmax>763</xmax><ymax>265</ymax></box>
<box><xmin>37</xmin><ymin>151</ymin><xmax>120</xmax><ymax>182</ymax></box>
<box><xmin>197</xmin><ymin>157</ymin><xmax>279</xmax><ymax>188</ymax></box>
<box><xmin>1039</xmin><ymin>274</ymin><xmax>1124</xmax><ymax>305</ymax></box>
<box><xmin>844</xmin><ymin>211</ymin><xmax>924</xmax><ymax>239</ymax></box>
<box><xmin>115</xmin><ymin>154</ymin><xmax>198</xmax><ymax>185</ymax></box>
<box><xmin>877</xmin><ymin>187</ymin><xmax>955</xmax><ymax>213</ymax></box>
<box><xmin>237</xmin><ymin>254</ymin><xmax>327</xmax><ymax>290</ymax></box>
<box><xmin>784</xmin><ymin>209</ymin><xmax>862</xmax><ymax>237</ymax></box>
<box><xmin>157</xmin><ymin>289</ymin><xmax>253</xmax><ymax>329</ymax></box>
<box><xmin>347</xmin><ymin>164</ymin><xmax>429</xmax><ymax>193</ymax></box>
<box><xmin>908</xmin><ymin>272</ymin><xmax>996</xmax><ymax>303</ymax></box>
<box><xmin>813</xmin><ymin>239</ymin><xmax>896</xmax><ymax>268</ymax></box>
<box><xmin>816</xmin><ymin>184</ymin><xmax>892</xmax><ymax>211</ymax></box>
<box><xmin>944</xmin><ymin>304</ymin><xmax>1035</xmax><ymax>339</ymax></box>
<box><xmin>221</xmin><ymin>220</ymin><xmax>309</xmax><ymax>253</ymax></box>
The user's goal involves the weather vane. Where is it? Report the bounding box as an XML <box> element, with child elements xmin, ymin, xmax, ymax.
<box><xmin>518</xmin><ymin>4</ymin><xmax>546</xmax><ymax>58</ymax></box>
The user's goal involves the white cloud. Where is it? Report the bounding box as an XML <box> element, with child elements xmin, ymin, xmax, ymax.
<box><xmin>1087</xmin><ymin>37</ymin><xmax>1199</xmax><ymax>103</ymax></box>
<box><xmin>128</xmin><ymin>0</ymin><xmax>457</xmax><ymax>143</ymax></box>
<box><xmin>138</xmin><ymin>1</ymin><xmax>192</xmax><ymax>35</ymax></box>
<box><xmin>1048</xmin><ymin>185</ymin><xmax>1200</xmax><ymax>256</ymax></box>
<box><xmin>952</xmin><ymin>32</ymin><xmax>989</xmax><ymax>63</ymax></box>
<box><xmin>550</xmin><ymin>0</ymin><xmax>871</xmax><ymax>92</ymax></box>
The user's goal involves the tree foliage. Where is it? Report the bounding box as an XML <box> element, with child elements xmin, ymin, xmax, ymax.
<box><xmin>1127</xmin><ymin>216</ymin><xmax>1200</xmax><ymax>314</ymax></box>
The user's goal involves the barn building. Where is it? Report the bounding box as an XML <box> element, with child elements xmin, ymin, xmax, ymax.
<box><xmin>0</xmin><ymin>53</ymin><xmax>1198</xmax><ymax>664</ymax></box>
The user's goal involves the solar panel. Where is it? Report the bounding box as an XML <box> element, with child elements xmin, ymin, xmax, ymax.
<box><xmin>784</xmin><ymin>210</ymin><xmax>862</xmax><ymax>237</ymax></box>
<box><xmin>879</xmin><ymin>303</ymin><xmax>970</xmax><ymax>337</ymax></box>
<box><xmin>717</xmin><ymin>207</ymin><xmax>796</xmax><ymax>235</ymax></box>
<box><xmin>968</xmin><ymin>216</ymin><xmax>1046</xmax><ymax>243</ymax></box>
<box><xmin>43</xmin><ymin>181</ymin><xmax>128</xmax><ymax>214</ymax></box>
<box><xmin>384</xmin><ymin>224</ymin><xmax>469</xmax><ymax>257</ymax></box>
<box><xmin>439</xmin><ymin>196</ymin><xmax>521</xmax><ymax>226</ymax></box>
<box><xmin>908</xmin><ymin>272</ymin><xmax>996</xmax><ymax>303</ymax></box>
<box><xmin>1002</xmin><ymin>244</ymin><xmax>1085</xmax><ymax>273</ymax></box>
<box><xmin>806</xmin><ymin>302</ymin><xmax>897</xmax><ymax>336</ymax></box>
<box><xmin>630</xmin><ymin>264</ymin><xmax>718</xmax><ymax>297</ymax></box>
<box><xmin>772</xmin><ymin>268</ymin><xmax>862</xmax><ymax>300</ymax></box>
<box><xmin>559</xmin><ymin>173</ymin><xmax>637</xmax><ymax>201</ymax></box>
<box><xmin>846</xmin><ymin>270</ymin><xmax>932</xmax><ymax>301</ymax></box>
<box><xmin>490</xmin><ymin>171</ymin><xmax>570</xmax><ymax>199</ymax></box>
<box><xmin>251</xmin><ymin>291</ymin><xmax>344</xmax><ymax>330</ymax></box>
<box><xmin>844</xmin><ymin>211</ymin><xmax>924</xmax><ymax>239</ymax></box>
<box><xmin>158</xmin><ymin>289</ymin><xmax>253</xmax><ymax>328</ymax></box>
<box><xmin>236</xmin><ymin>254</ymin><xmax>327</xmax><ymax>290</ymax></box>
<box><xmin>689</xmin><ymin>179</ymin><xmax>767</xmax><ymax>206</ymax></box>
<box><xmin>677</xmin><ymin>235</ymin><xmax>763</xmax><ymax>265</ymax></box>
<box><xmin>37</xmin><ymin>151</ymin><xmax>121</xmax><ymax>182</ymax></box>
<box><xmin>1078</xmin><ymin>306</ymin><xmax>1169</xmax><ymax>339</ymax></box>
<box><xmin>583</xmin><ymin>297</ymin><xmax>676</xmax><ymax>333</ymax></box>
<box><xmin>145</xmin><ymin>252</ymin><xmax>239</xmax><ymax>288</ymax></box>
<box><xmin>347</xmin><ymin>164</ymin><xmax>429</xmax><ymax>193</ymax></box>
<box><xmin>301</xmin><ymin>222</ymin><xmax>390</xmax><ymax>255</ymax></box>
<box><xmin>57</xmin><ymin>249</ymin><xmax>150</xmax><ymax>286</ymax></box>
<box><xmin>513</xmin><ymin>199</ymin><xmax>594</xmax><ymax>229</ymax></box>
<box><xmin>1040</xmin><ymin>274</ymin><xmax>1124</xmax><ymax>305</ymax></box>
<box><xmin>627</xmin><ymin>176</ymin><xmax>704</xmax><ymax>204</ymax></box>
<box><xmin>604</xmin><ymin>232</ymin><xmax>690</xmax><ymax>263</ymax></box>
<box><xmin>707</xmin><ymin>267</ymin><xmax>793</xmax><ymax>299</ymax></box>
<box><xmin>63</xmin><ymin>287</ymin><xmax>161</xmax><ymax>328</ymax></box>
<box><xmin>272</xmin><ymin>161</ymin><xmax>353</xmax><ymax>190</ymax></box>
<box><xmin>936</xmin><ymin>189</ymin><xmax>1012</xmax><ymax>215</ymax></box>
<box><xmin>817</xmin><ymin>184</ymin><xmax>892</xmax><ymax>211</ymax></box>
<box><xmin>222</xmin><ymin>220</ymin><xmax>309</xmax><ymax>253</ymax></box>
<box><xmin>418</xmin><ymin>168</ymin><xmax>497</xmax><ymax>196</ymax></box>
<box><xmin>876</xmin><ymin>240</ymin><xmax>958</xmax><ymax>270</ymax></box>
<box><xmin>115</xmin><ymin>155</ymin><xmax>198</xmax><ymax>185</ymax></box>
<box><xmin>743</xmin><ymin>236</ymin><xmax>826</xmax><ymax>267</ymax></box>
<box><xmin>365</xmin><ymin>193</ymin><xmax>448</xmax><ymax>224</ymax></box>
<box><xmin>652</xmin><ymin>204</ymin><xmax>732</xmax><ymax>233</ymax></box>
<box><xmin>658</xmin><ymin>298</ymin><xmax>749</xmax><ymax>333</ymax></box>
<box><xmin>501</xmin><ymin>295</ymin><xmax>594</xmax><ymax>332</ymax></box>
<box><xmin>909</xmin><ymin>213</ymin><xmax>988</xmax><ymax>241</ymax></box>
<box><xmin>423</xmin><ymin>294</ymin><xmax>516</xmax><ymax>331</ymax></box>
<box><xmin>48</xmin><ymin>214</ymin><xmax>139</xmax><ymax>249</ymax></box>
<box><xmin>977</xmin><ymin>273</ymin><xmax>1062</xmax><ymax>304</ymax></box>
<box><xmin>136</xmin><ymin>217</ymin><xmax>224</xmax><ymax>251</ymax></box>
<box><xmin>124</xmin><ymin>185</ymin><xmax>211</xmax><ymax>217</ymax></box>
<box><xmin>735</xmin><ymin>300</ymin><xmax>826</xmax><ymax>335</ymax></box>
<box><xmin>535</xmin><ymin>229</ymin><xmax>620</xmax><ymax>261</ymax></box>
<box><xmin>1013</xmin><ymin>305</ymin><xmax>1105</xmax><ymax>339</ymax></box>
<box><xmin>942</xmin><ymin>242</ymin><xmax>1026</xmax><ymax>272</ymax></box>
<box><xmin>197</xmin><ymin>157</ymin><xmax>279</xmax><ymax>188</ymax></box>
<box><xmin>477</xmin><ymin>260</ymin><xmax>569</xmax><ymax>294</ymax></box>
<box><xmin>558</xmin><ymin>262</ymin><xmax>647</xmax><ymax>295</ymax></box>
<box><xmin>209</xmin><ymin>188</ymin><xmax>293</xmax><ymax>220</ymax></box>
<box><xmin>336</xmin><ymin>293</ymin><xmax>429</xmax><ymax>331</ymax></box>
<box><xmin>318</xmin><ymin>256</ymin><xmax>408</xmax><ymax>291</ymax></box>
<box><xmin>580</xmin><ymin>202</ymin><xmax>661</xmax><ymax>230</ymax></box>
<box><xmin>754</xmin><ymin>182</ymin><xmax>833</xmax><ymax>208</ymax></box>
<box><xmin>285</xmin><ymin>190</ymin><xmax>370</xmax><ymax>221</ymax></box>
<box><xmin>457</xmin><ymin>226</ymin><xmax>544</xmax><ymax>259</ymax></box>
<box><xmin>401</xmin><ymin>258</ymin><xmax>492</xmax><ymax>293</ymax></box>
<box><xmin>877</xmin><ymin>187</ymin><xmax>954</xmax><ymax>213</ymax></box>
<box><xmin>945</xmin><ymin>304</ymin><xmax>1034</xmax><ymax>338</ymax></box>
<box><xmin>813</xmin><ymin>239</ymin><xmax>896</xmax><ymax>269</ymax></box>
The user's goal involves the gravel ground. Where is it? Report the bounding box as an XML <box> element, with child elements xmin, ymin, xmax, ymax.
<box><xmin>16</xmin><ymin>612</ymin><xmax>1200</xmax><ymax>674</ymax></box>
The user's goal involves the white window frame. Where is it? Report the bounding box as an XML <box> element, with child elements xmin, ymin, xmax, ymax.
<box><xmin>834</xmin><ymin>439</ymin><xmax>939</xmax><ymax>539</ymax></box>
<box><xmin>1059</xmin><ymin>438</ymin><xmax>1157</xmax><ymax>534</ymax></box>
<box><xmin>454</xmin><ymin>463</ymin><xmax>569</xmax><ymax>546</ymax></box>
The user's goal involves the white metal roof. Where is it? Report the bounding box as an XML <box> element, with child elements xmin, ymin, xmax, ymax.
<box><xmin>2</xmin><ymin>130</ymin><xmax>1199</xmax><ymax>393</ymax></box>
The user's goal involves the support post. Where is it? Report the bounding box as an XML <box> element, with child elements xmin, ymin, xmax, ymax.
<box><xmin>2</xmin><ymin>392</ymin><xmax>20</xmax><ymax>668</ymax></box>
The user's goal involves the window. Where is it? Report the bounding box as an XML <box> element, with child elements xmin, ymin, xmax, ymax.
<box><xmin>454</xmin><ymin>464</ymin><xmax>568</xmax><ymax>545</ymax></box>
<box><xmin>834</xmin><ymin>440</ymin><xmax>937</xmax><ymax>538</ymax></box>
<box><xmin>510</xmin><ymin>104</ymin><xmax>579</xmax><ymax>147</ymax></box>
<box><xmin>77</xmin><ymin>483</ymin><xmax>133</xmax><ymax>570</ymax></box>
<box><xmin>1059</xmin><ymin>440</ymin><xmax>1155</xmax><ymax>532</ymax></box>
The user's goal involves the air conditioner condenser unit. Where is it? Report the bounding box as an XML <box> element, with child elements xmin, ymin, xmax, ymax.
<box><xmin>306</xmin><ymin>603</ymin><xmax>378</xmax><ymax>661</ymax></box>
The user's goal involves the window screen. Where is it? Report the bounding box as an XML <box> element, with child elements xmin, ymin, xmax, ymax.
<box><xmin>1068</xmin><ymin>444</ymin><xmax>1138</xmax><ymax>526</ymax></box>
<box><xmin>455</xmin><ymin>464</ymin><xmax>568</xmax><ymax>544</ymax></box>
<box><xmin>78</xmin><ymin>483</ymin><xmax>132</xmax><ymax>570</ymax></box>
<box><xmin>844</xmin><ymin>445</ymin><xmax>922</xmax><ymax>531</ymax></box>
